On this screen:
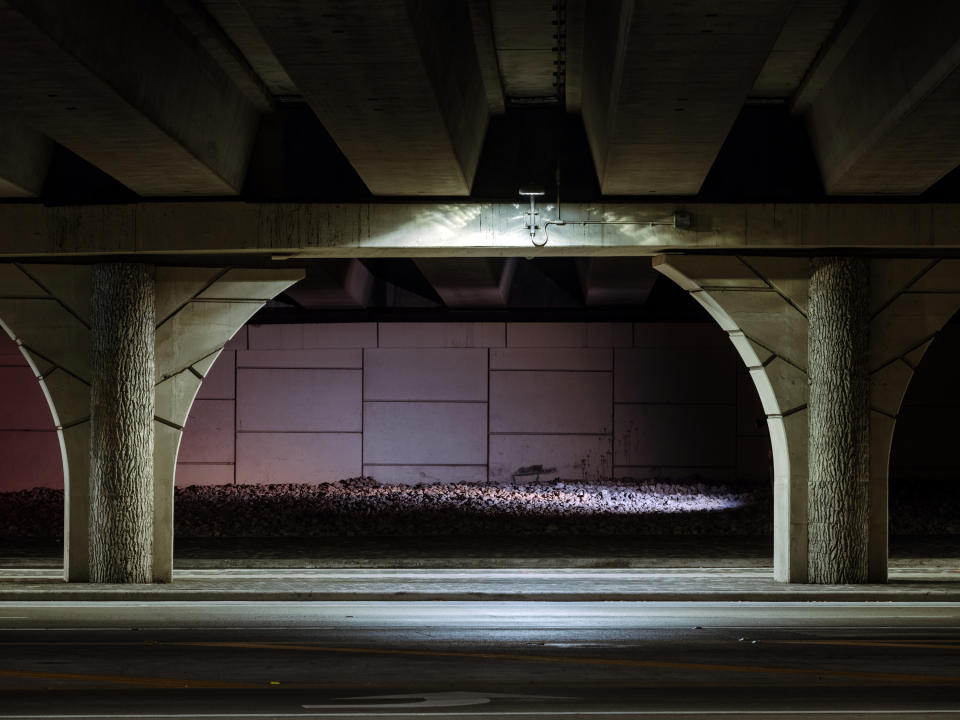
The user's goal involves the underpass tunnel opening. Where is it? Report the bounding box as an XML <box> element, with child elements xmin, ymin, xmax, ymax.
<box><xmin>0</xmin><ymin>330</ymin><xmax>63</xmax><ymax>551</ymax></box>
<box><xmin>889</xmin><ymin>309</ymin><xmax>960</xmax><ymax>541</ymax></box>
<box><xmin>0</xmin><ymin>258</ymin><xmax>774</xmax><ymax>564</ymax></box>
<box><xmin>165</xmin><ymin>257</ymin><xmax>775</xmax><ymax>561</ymax></box>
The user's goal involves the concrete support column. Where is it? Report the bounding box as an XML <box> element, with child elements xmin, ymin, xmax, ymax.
<box><xmin>0</xmin><ymin>263</ymin><xmax>304</xmax><ymax>584</ymax></box>
<box><xmin>807</xmin><ymin>257</ymin><xmax>870</xmax><ymax>584</ymax></box>
<box><xmin>89</xmin><ymin>264</ymin><xmax>156</xmax><ymax>583</ymax></box>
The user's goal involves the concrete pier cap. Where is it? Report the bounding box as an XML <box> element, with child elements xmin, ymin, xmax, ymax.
<box><xmin>653</xmin><ymin>253</ymin><xmax>960</xmax><ymax>584</ymax></box>
<box><xmin>0</xmin><ymin>264</ymin><xmax>303</xmax><ymax>583</ymax></box>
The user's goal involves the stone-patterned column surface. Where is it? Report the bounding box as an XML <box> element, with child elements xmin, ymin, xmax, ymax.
<box><xmin>89</xmin><ymin>264</ymin><xmax>156</xmax><ymax>583</ymax></box>
<box><xmin>807</xmin><ymin>257</ymin><xmax>869</xmax><ymax>584</ymax></box>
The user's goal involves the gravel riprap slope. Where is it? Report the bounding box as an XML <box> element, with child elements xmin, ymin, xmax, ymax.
<box><xmin>4</xmin><ymin>476</ymin><xmax>954</xmax><ymax>538</ymax></box>
<box><xmin>5</xmin><ymin>477</ymin><xmax>770</xmax><ymax>538</ymax></box>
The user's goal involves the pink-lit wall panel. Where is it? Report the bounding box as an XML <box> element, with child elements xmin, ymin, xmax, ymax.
<box><xmin>489</xmin><ymin>434</ymin><xmax>612</xmax><ymax>483</ymax></box>
<box><xmin>490</xmin><ymin>371</ymin><xmax>612</xmax><ymax>434</ymax></box>
<box><xmin>0</xmin><ymin>366</ymin><xmax>56</xmax><ymax>430</ymax></box>
<box><xmin>224</xmin><ymin>326</ymin><xmax>248</xmax><ymax>351</ymax></box>
<box><xmin>634</xmin><ymin>322</ymin><xmax>729</xmax><ymax>348</ymax></box>
<box><xmin>0</xmin><ymin>321</ymin><xmax>786</xmax><ymax>490</ymax></box>
<box><xmin>363</xmin><ymin>401</ymin><xmax>487</xmax><ymax>465</ymax></box>
<box><xmin>377</xmin><ymin>322</ymin><xmax>505</xmax><ymax>348</ymax></box>
<box><xmin>507</xmin><ymin>322</ymin><xmax>589</xmax><ymax>347</ymax></box>
<box><xmin>175</xmin><ymin>463</ymin><xmax>235</xmax><ymax>486</ymax></box>
<box><xmin>614</xmin><ymin>348</ymin><xmax>736</xmax><ymax>404</ymax></box>
<box><xmin>0</xmin><ymin>333</ymin><xmax>24</xmax><ymax>366</ymax></box>
<box><xmin>614</xmin><ymin>404</ymin><xmax>736</xmax><ymax>468</ymax></box>
<box><xmin>196</xmin><ymin>350</ymin><xmax>235</xmax><ymax>400</ymax></box>
<box><xmin>363</xmin><ymin>464</ymin><xmax>488</xmax><ymax>485</ymax></box>
<box><xmin>587</xmin><ymin>322</ymin><xmax>634</xmax><ymax>348</ymax></box>
<box><xmin>236</xmin><ymin>432</ymin><xmax>361</xmax><ymax>484</ymax></box>
<box><xmin>237</xmin><ymin>368</ymin><xmax>361</xmax><ymax>432</ymax></box>
<box><xmin>178</xmin><ymin>399</ymin><xmax>235</xmax><ymax>463</ymax></box>
<box><xmin>491</xmin><ymin>348</ymin><xmax>611</xmax><ymax>371</ymax></box>
<box><xmin>237</xmin><ymin>349</ymin><xmax>362</xmax><ymax>369</ymax></box>
<box><xmin>364</xmin><ymin>348</ymin><xmax>487</xmax><ymax>401</ymax></box>
<box><xmin>249</xmin><ymin>322</ymin><xmax>377</xmax><ymax>349</ymax></box>
<box><xmin>613</xmin><ymin>465</ymin><xmax>736</xmax><ymax>482</ymax></box>
<box><xmin>302</xmin><ymin>323</ymin><xmax>378</xmax><ymax>349</ymax></box>
<box><xmin>0</xmin><ymin>430</ymin><xmax>62</xmax><ymax>490</ymax></box>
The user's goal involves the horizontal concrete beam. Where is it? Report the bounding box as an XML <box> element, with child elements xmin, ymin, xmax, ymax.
<box><xmin>2</xmin><ymin>203</ymin><xmax>960</xmax><ymax>258</ymax></box>
<box><xmin>240</xmin><ymin>0</ymin><xmax>489</xmax><ymax>196</ymax></box>
<box><xmin>0</xmin><ymin>119</ymin><xmax>53</xmax><ymax>198</ymax></box>
<box><xmin>800</xmin><ymin>2</ymin><xmax>960</xmax><ymax>194</ymax></box>
<box><xmin>415</xmin><ymin>258</ymin><xmax>515</xmax><ymax>307</ymax></box>
<box><xmin>0</xmin><ymin>0</ymin><xmax>261</xmax><ymax>195</ymax></box>
<box><xmin>581</xmin><ymin>0</ymin><xmax>793</xmax><ymax>195</ymax></box>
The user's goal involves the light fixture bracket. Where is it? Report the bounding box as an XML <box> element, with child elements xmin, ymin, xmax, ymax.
<box><xmin>519</xmin><ymin>186</ymin><xmax>546</xmax><ymax>244</ymax></box>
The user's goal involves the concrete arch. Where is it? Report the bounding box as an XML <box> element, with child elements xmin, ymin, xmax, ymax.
<box><xmin>0</xmin><ymin>264</ymin><xmax>303</xmax><ymax>582</ymax></box>
<box><xmin>653</xmin><ymin>255</ymin><xmax>810</xmax><ymax>582</ymax></box>
<box><xmin>654</xmin><ymin>254</ymin><xmax>960</xmax><ymax>583</ymax></box>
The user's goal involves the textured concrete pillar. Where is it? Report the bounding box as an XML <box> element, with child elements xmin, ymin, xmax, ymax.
<box><xmin>89</xmin><ymin>263</ymin><xmax>156</xmax><ymax>583</ymax></box>
<box><xmin>0</xmin><ymin>263</ymin><xmax>304</xmax><ymax>584</ymax></box>
<box><xmin>807</xmin><ymin>257</ymin><xmax>870</xmax><ymax>584</ymax></box>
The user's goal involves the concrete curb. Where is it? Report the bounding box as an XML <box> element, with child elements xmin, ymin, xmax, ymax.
<box><xmin>3</xmin><ymin>589</ymin><xmax>960</xmax><ymax>602</ymax></box>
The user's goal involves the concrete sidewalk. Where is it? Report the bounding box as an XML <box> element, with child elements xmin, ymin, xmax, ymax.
<box><xmin>3</xmin><ymin>535</ymin><xmax>959</xmax><ymax>569</ymax></box>
<box><xmin>1</xmin><ymin>566</ymin><xmax>959</xmax><ymax>602</ymax></box>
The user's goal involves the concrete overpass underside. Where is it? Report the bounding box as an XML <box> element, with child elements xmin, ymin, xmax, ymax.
<box><xmin>1</xmin><ymin>1</ymin><xmax>960</xmax><ymax>588</ymax></box>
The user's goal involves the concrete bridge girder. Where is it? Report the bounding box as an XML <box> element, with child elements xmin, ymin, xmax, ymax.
<box><xmin>654</xmin><ymin>254</ymin><xmax>960</xmax><ymax>583</ymax></box>
<box><xmin>0</xmin><ymin>264</ymin><xmax>303</xmax><ymax>582</ymax></box>
<box><xmin>5</xmin><ymin>203</ymin><xmax>960</xmax><ymax>259</ymax></box>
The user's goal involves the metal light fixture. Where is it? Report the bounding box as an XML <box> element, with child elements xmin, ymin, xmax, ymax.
<box><xmin>519</xmin><ymin>186</ymin><xmax>546</xmax><ymax>243</ymax></box>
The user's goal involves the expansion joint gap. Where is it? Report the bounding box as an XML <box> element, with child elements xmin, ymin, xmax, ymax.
<box><xmin>779</xmin><ymin>404</ymin><xmax>808</xmax><ymax>418</ymax></box>
<box><xmin>154</xmin><ymin>416</ymin><xmax>183</xmax><ymax>431</ymax></box>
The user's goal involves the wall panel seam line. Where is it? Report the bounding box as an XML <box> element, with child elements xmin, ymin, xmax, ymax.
<box><xmin>13</xmin><ymin>263</ymin><xmax>91</xmax><ymax>331</ymax></box>
<box><xmin>363</xmin><ymin>463</ymin><xmax>489</xmax><ymax>468</ymax></box>
<box><xmin>364</xmin><ymin>399</ymin><xmax>487</xmax><ymax>404</ymax></box>
<box><xmin>487</xmin><ymin>345</ymin><xmax>491</xmax><ymax>483</ymax></box>
<box><xmin>489</xmin><ymin>432</ymin><xmax>612</xmax><ymax>436</ymax></box>
<box><xmin>489</xmin><ymin>369</ymin><xmax>612</xmax><ymax>373</ymax></box>
<box><xmin>361</xmin><ymin>345</ymin><xmax>365</xmax><ymax>475</ymax></box>
<box><xmin>868</xmin><ymin>259</ymin><xmax>941</xmax><ymax>322</ymax></box>
<box><xmin>612</xmin><ymin>401</ymin><xmax>737</xmax><ymax>406</ymax></box>
<box><xmin>613</xmin><ymin>465</ymin><xmax>736</xmax><ymax>472</ymax></box>
<box><xmin>155</xmin><ymin>267</ymin><xmax>231</xmax><ymax>330</ymax></box>
<box><xmin>237</xmin><ymin>366</ymin><xmax>362</xmax><ymax>371</ymax></box>
<box><xmin>0</xmin><ymin>428</ymin><xmax>59</xmax><ymax>433</ymax></box>
<box><xmin>233</xmin><ymin>347</ymin><xmax>238</xmax><ymax>485</ymax></box>
<box><xmin>610</xmin><ymin>345</ymin><xmax>615</xmax><ymax>481</ymax></box>
<box><xmin>236</xmin><ymin>430</ymin><xmax>363</xmax><ymax>434</ymax></box>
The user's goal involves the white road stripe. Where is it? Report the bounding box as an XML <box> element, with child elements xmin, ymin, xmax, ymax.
<box><xmin>2</xmin><ymin>710</ymin><xmax>960</xmax><ymax>718</ymax></box>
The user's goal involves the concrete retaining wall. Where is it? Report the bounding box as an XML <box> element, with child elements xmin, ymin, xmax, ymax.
<box><xmin>1</xmin><ymin>319</ymin><xmax>958</xmax><ymax>491</ymax></box>
<box><xmin>178</xmin><ymin>321</ymin><xmax>771</xmax><ymax>487</ymax></box>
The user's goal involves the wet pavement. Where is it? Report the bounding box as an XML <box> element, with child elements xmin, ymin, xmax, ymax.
<box><xmin>1</xmin><ymin>600</ymin><xmax>959</xmax><ymax>718</ymax></box>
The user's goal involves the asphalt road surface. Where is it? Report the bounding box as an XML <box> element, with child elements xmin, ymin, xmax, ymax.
<box><xmin>0</xmin><ymin>601</ymin><xmax>958</xmax><ymax>719</ymax></box>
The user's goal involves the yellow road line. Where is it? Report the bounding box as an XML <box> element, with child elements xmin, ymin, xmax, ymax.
<box><xmin>0</xmin><ymin>669</ymin><xmax>263</xmax><ymax>689</ymax></box>
<box><xmin>773</xmin><ymin>640</ymin><xmax>960</xmax><ymax>651</ymax></box>
<box><xmin>172</xmin><ymin>641</ymin><xmax>960</xmax><ymax>685</ymax></box>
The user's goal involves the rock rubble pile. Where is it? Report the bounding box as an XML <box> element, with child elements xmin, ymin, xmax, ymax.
<box><xmin>1</xmin><ymin>476</ymin><xmax>954</xmax><ymax>539</ymax></box>
<box><xmin>173</xmin><ymin>477</ymin><xmax>771</xmax><ymax>537</ymax></box>
<box><xmin>2</xmin><ymin>478</ymin><xmax>770</xmax><ymax>538</ymax></box>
